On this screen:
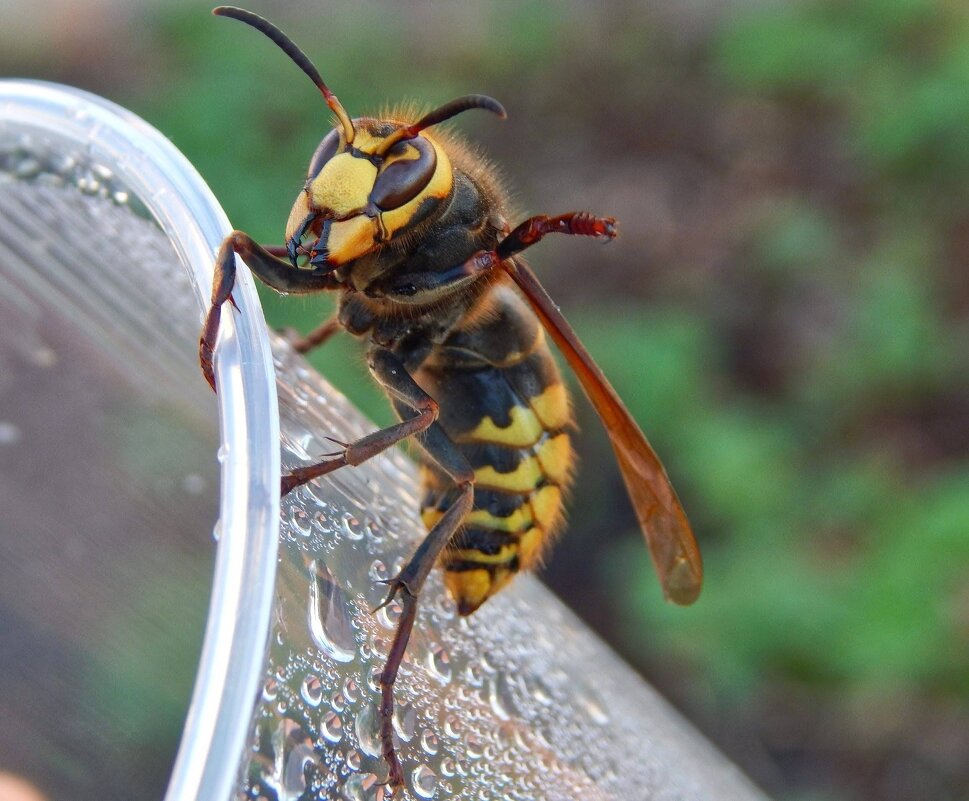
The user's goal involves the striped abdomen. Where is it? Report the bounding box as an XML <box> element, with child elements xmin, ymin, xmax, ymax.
<box><xmin>414</xmin><ymin>282</ymin><xmax>574</xmax><ymax>615</ymax></box>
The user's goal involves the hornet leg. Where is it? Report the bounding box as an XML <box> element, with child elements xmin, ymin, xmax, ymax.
<box><xmin>280</xmin><ymin>348</ymin><xmax>449</xmax><ymax>496</ymax></box>
<box><xmin>287</xmin><ymin>313</ymin><xmax>342</xmax><ymax>354</ymax></box>
<box><xmin>198</xmin><ymin>230</ymin><xmax>340</xmax><ymax>391</ymax></box>
<box><xmin>284</xmin><ymin>347</ymin><xmax>475</xmax><ymax>793</ymax></box>
<box><xmin>380</xmin><ymin>212</ymin><xmax>617</xmax><ymax>301</ymax></box>
<box><xmin>378</xmin><ymin>482</ymin><xmax>472</xmax><ymax>794</ymax></box>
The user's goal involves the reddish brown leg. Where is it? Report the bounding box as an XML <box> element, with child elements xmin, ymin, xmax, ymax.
<box><xmin>282</xmin><ymin>347</ymin><xmax>475</xmax><ymax>793</ymax></box>
<box><xmin>381</xmin><ymin>212</ymin><xmax>617</xmax><ymax>302</ymax></box>
<box><xmin>288</xmin><ymin>314</ymin><xmax>342</xmax><ymax>354</ymax></box>
<box><xmin>280</xmin><ymin>401</ymin><xmax>437</xmax><ymax>495</ymax></box>
<box><xmin>495</xmin><ymin>211</ymin><xmax>617</xmax><ymax>260</ymax></box>
<box><xmin>198</xmin><ymin>231</ymin><xmax>340</xmax><ymax>392</ymax></box>
<box><xmin>199</xmin><ymin>245</ymin><xmax>236</xmax><ymax>392</ymax></box>
<box><xmin>377</xmin><ymin>483</ymin><xmax>473</xmax><ymax>793</ymax></box>
<box><xmin>280</xmin><ymin>349</ymin><xmax>443</xmax><ymax>496</ymax></box>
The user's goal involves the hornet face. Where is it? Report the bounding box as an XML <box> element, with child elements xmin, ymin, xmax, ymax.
<box><xmin>208</xmin><ymin>8</ymin><xmax>503</xmax><ymax>276</ymax></box>
<box><xmin>285</xmin><ymin>121</ymin><xmax>454</xmax><ymax>271</ymax></box>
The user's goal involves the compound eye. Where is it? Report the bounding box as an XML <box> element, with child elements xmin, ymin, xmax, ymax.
<box><xmin>307</xmin><ymin>129</ymin><xmax>341</xmax><ymax>179</ymax></box>
<box><xmin>370</xmin><ymin>136</ymin><xmax>437</xmax><ymax>210</ymax></box>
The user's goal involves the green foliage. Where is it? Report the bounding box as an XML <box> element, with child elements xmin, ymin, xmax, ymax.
<box><xmin>719</xmin><ymin>0</ymin><xmax>969</xmax><ymax>187</ymax></box>
<box><xmin>601</xmin><ymin>0</ymin><xmax>969</xmax><ymax>723</ymax></box>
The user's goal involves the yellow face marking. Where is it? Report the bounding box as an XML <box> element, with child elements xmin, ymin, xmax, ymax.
<box><xmin>460</xmin><ymin>404</ymin><xmax>543</xmax><ymax>448</ymax></box>
<box><xmin>474</xmin><ymin>456</ymin><xmax>543</xmax><ymax>493</ymax></box>
<box><xmin>285</xmin><ymin>191</ymin><xmax>311</xmax><ymax>244</ymax></box>
<box><xmin>380</xmin><ymin>137</ymin><xmax>452</xmax><ymax>238</ymax></box>
<box><xmin>310</xmin><ymin>153</ymin><xmax>376</xmax><ymax>215</ymax></box>
<box><xmin>518</xmin><ymin>528</ymin><xmax>545</xmax><ymax>569</ymax></box>
<box><xmin>347</xmin><ymin>129</ymin><xmax>382</xmax><ymax>154</ymax></box>
<box><xmin>530</xmin><ymin>383</ymin><xmax>570</xmax><ymax>429</ymax></box>
<box><xmin>466</xmin><ymin>505</ymin><xmax>532</xmax><ymax>532</ymax></box>
<box><xmin>536</xmin><ymin>433</ymin><xmax>573</xmax><ymax>485</ymax></box>
<box><xmin>383</xmin><ymin>141</ymin><xmax>421</xmax><ymax>166</ymax></box>
<box><xmin>529</xmin><ymin>485</ymin><xmax>563</xmax><ymax>531</ymax></box>
<box><xmin>327</xmin><ymin>216</ymin><xmax>380</xmax><ymax>268</ymax></box>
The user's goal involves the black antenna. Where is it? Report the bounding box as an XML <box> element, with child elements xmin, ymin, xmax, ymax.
<box><xmin>213</xmin><ymin>6</ymin><xmax>355</xmax><ymax>144</ymax></box>
<box><xmin>375</xmin><ymin>95</ymin><xmax>506</xmax><ymax>156</ymax></box>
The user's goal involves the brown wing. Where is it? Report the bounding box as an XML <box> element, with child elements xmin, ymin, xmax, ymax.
<box><xmin>502</xmin><ymin>259</ymin><xmax>702</xmax><ymax>605</ymax></box>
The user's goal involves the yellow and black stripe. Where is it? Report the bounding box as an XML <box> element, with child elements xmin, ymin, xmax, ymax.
<box><xmin>415</xmin><ymin>282</ymin><xmax>574</xmax><ymax>615</ymax></box>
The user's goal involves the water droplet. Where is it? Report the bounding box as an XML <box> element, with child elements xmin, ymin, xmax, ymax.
<box><xmin>428</xmin><ymin>647</ymin><xmax>451</xmax><ymax>684</ymax></box>
<box><xmin>31</xmin><ymin>346</ymin><xmax>57</xmax><ymax>367</ymax></box>
<box><xmin>342</xmin><ymin>512</ymin><xmax>365</xmax><ymax>540</ymax></box>
<box><xmin>439</xmin><ymin>757</ymin><xmax>457</xmax><ymax>778</ymax></box>
<box><xmin>211</xmin><ymin>519</ymin><xmax>223</xmax><ymax>542</ymax></box>
<box><xmin>369</xmin><ymin>559</ymin><xmax>389</xmax><ymax>582</ymax></box>
<box><xmin>283</xmin><ymin>742</ymin><xmax>315</xmax><ymax>795</ymax></box>
<box><xmin>331</xmin><ymin>691</ymin><xmax>346</xmax><ymax>712</ymax></box>
<box><xmin>342</xmin><ymin>772</ymin><xmax>381</xmax><ymax>801</ymax></box>
<box><xmin>346</xmin><ymin>748</ymin><xmax>363</xmax><ymax>772</ymax></box>
<box><xmin>292</xmin><ymin>388</ymin><xmax>310</xmax><ymax>409</ymax></box>
<box><xmin>321</xmin><ymin>710</ymin><xmax>343</xmax><ymax>743</ymax></box>
<box><xmin>487</xmin><ymin>673</ymin><xmax>517</xmax><ymax>720</ymax></box>
<box><xmin>355</xmin><ymin>705</ymin><xmax>381</xmax><ymax>758</ymax></box>
<box><xmin>0</xmin><ymin>421</ymin><xmax>22</xmax><ymax>445</ymax></box>
<box><xmin>344</xmin><ymin>677</ymin><xmax>359</xmax><ymax>702</ymax></box>
<box><xmin>181</xmin><ymin>472</ymin><xmax>206</xmax><ymax>495</ymax></box>
<box><xmin>411</xmin><ymin>765</ymin><xmax>437</xmax><ymax>799</ymax></box>
<box><xmin>217</xmin><ymin>443</ymin><xmax>229</xmax><ymax>462</ymax></box>
<box><xmin>464</xmin><ymin>663</ymin><xmax>484</xmax><ymax>687</ymax></box>
<box><xmin>290</xmin><ymin>506</ymin><xmax>312</xmax><ymax>537</ymax></box>
<box><xmin>366</xmin><ymin>665</ymin><xmax>382</xmax><ymax>693</ymax></box>
<box><xmin>300</xmin><ymin>675</ymin><xmax>323</xmax><ymax>707</ymax></box>
<box><xmin>376</xmin><ymin>599</ymin><xmax>402</xmax><ymax>630</ymax></box>
<box><xmin>393</xmin><ymin>702</ymin><xmax>417</xmax><ymax>742</ymax></box>
<box><xmin>308</xmin><ymin>560</ymin><xmax>355</xmax><ymax>663</ymax></box>
<box><xmin>478</xmin><ymin>653</ymin><xmax>498</xmax><ymax>675</ymax></box>
<box><xmin>262</xmin><ymin>678</ymin><xmax>278</xmax><ymax>702</ymax></box>
<box><xmin>432</xmin><ymin>592</ymin><xmax>455</xmax><ymax>621</ymax></box>
<box><xmin>465</xmin><ymin>733</ymin><xmax>485</xmax><ymax>760</ymax></box>
<box><xmin>419</xmin><ymin>729</ymin><xmax>439</xmax><ymax>756</ymax></box>
<box><xmin>443</xmin><ymin>715</ymin><xmax>460</xmax><ymax>740</ymax></box>
<box><xmin>577</xmin><ymin>690</ymin><xmax>609</xmax><ymax>725</ymax></box>
<box><xmin>528</xmin><ymin>674</ymin><xmax>554</xmax><ymax>706</ymax></box>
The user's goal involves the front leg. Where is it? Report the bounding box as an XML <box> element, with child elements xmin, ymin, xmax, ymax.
<box><xmin>198</xmin><ymin>230</ymin><xmax>341</xmax><ymax>391</ymax></box>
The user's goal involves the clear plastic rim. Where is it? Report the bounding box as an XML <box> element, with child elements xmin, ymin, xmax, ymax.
<box><xmin>0</xmin><ymin>79</ymin><xmax>281</xmax><ymax>801</ymax></box>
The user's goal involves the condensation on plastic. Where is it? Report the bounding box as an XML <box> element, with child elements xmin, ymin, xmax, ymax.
<box><xmin>0</xmin><ymin>80</ymin><xmax>769</xmax><ymax>801</ymax></box>
<box><xmin>0</xmin><ymin>80</ymin><xmax>280</xmax><ymax>801</ymax></box>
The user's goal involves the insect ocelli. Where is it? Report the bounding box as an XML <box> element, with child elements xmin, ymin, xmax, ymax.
<box><xmin>198</xmin><ymin>6</ymin><xmax>703</xmax><ymax>795</ymax></box>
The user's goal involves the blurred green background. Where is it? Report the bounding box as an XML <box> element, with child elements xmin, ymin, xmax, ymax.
<box><xmin>4</xmin><ymin>0</ymin><xmax>969</xmax><ymax>799</ymax></box>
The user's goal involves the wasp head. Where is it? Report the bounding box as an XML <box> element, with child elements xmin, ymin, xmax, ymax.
<box><xmin>285</xmin><ymin>118</ymin><xmax>457</xmax><ymax>271</ymax></box>
<box><xmin>213</xmin><ymin>7</ymin><xmax>504</xmax><ymax>273</ymax></box>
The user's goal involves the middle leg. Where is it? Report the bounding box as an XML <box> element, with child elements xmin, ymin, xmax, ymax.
<box><xmin>281</xmin><ymin>348</ymin><xmax>441</xmax><ymax>495</ymax></box>
<box><xmin>287</xmin><ymin>313</ymin><xmax>342</xmax><ymax>354</ymax></box>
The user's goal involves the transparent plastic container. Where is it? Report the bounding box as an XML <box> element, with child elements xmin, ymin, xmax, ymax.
<box><xmin>0</xmin><ymin>80</ymin><xmax>768</xmax><ymax>801</ymax></box>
